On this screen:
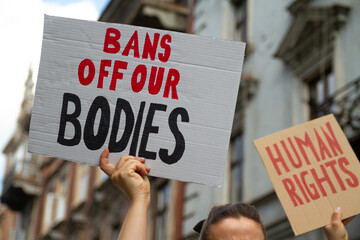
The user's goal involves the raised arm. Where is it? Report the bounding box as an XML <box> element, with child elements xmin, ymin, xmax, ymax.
<box><xmin>100</xmin><ymin>148</ymin><xmax>151</xmax><ymax>240</ymax></box>
<box><xmin>323</xmin><ymin>208</ymin><xmax>355</xmax><ymax>240</ymax></box>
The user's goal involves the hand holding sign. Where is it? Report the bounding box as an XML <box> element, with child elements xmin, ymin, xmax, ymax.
<box><xmin>324</xmin><ymin>207</ymin><xmax>356</xmax><ymax>240</ymax></box>
<box><xmin>100</xmin><ymin>149</ymin><xmax>150</xmax><ymax>240</ymax></box>
<box><xmin>100</xmin><ymin>148</ymin><xmax>150</xmax><ymax>203</ymax></box>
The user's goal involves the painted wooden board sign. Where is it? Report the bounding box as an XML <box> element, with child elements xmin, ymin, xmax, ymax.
<box><xmin>254</xmin><ymin>114</ymin><xmax>360</xmax><ymax>235</ymax></box>
<box><xmin>28</xmin><ymin>15</ymin><xmax>246</xmax><ymax>186</ymax></box>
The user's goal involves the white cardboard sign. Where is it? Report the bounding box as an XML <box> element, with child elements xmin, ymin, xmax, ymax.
<box><xmin>29</xmin><ymin>15</ymin><xmax>245</xmax><ymax>186</ymax></box>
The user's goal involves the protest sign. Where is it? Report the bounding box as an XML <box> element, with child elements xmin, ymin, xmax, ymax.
<box><xmin>28</xmin><ymin>15</ymin><xmax>245</xmax><ymax>186</ymax></box>
<box><xmin>254</xmin><ymin>114</ymin><xmax>360</xmax><ymax>235</ymax></box>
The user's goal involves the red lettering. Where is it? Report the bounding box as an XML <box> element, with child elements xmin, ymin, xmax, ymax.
<box><xmin>293</xmin><ymin>174</ymin><xmax>310</xmax><ymax>203</ymax></box>
<box><xmin>122</xmin><ymin>30</ymin><xmax>140</xmax><ymax>58</ymax></box>
<box><xmin>321</xmin><ymin>122</ymin><xmax>343</xmax><ymax>156</ymax></box>
<box><xmin>338</xmin><ymin>157</ymin><xmax>359</xmax><ymax>188</ymax></box>
<box><xmin>78</xmin><ymin>59</ymin><xmax>95</xmax><ymax>85</ymax></box>
<box><xmin>310</xmin><ymin>165</ymin><xmax>337</xmax><ymax>197</ymax></box>
<box><xmin>142</xmin><ymin>33</ymin><xmax>160</xmax><ymax>60</ymax></box>
<box><xmin>110</xmin><ymin>60</ymin><xmax>128</xmax><ymax>91</ymax></box>
<box><xmin>103</xmin><ymin>28</ymin><xmax>121</xmax><ymax>54</ymax></box>
<box><xmin>148</xmin><ymin>66</ymin><xmax>164</xmax><ymax>95</ymax></box>
<box><xmin>295</xmin><ymin>132</ymin><xmax>320</xmax><ymax>164</ymax></box>
<box><xmin>158</xmin><ymin>34</ymin><xmax>171</xmax><ymax>62</ymax></box>
<box><xmin>315</xmin><ymin>129</ymin><xmax>332</xmax><ymax>160</ymax></box>
<box><xmin>300</xmin><ymin>170</ymin><xmax>320</xmax><ymax>200</ymax></box>
<box><xmin>325</xmin><ymin>159</ymin><xmax>346</xmax><ymax>191</ymax></box>
<box><xmin>282</xmin><ymin>178</ymin><xmax>304</xmax><ymax>207</ymax></box>
<box><xmin>98</xmin><ymin>60</ymin><xmax>112</xmax><ymax>89</ymax></box>
<box><xmin>287</xmin><ymin>137</ymin><xmax>303</xmax><ymax>168</ymax></box>
<box><xmin>281</xmin><ymin>139</ymin><xmax>302</xmax><ymax>168</ymax></box>
<box><xmin>265</xmin><ymin>144</ymin><xmax>290</xmax><ymax>176</ymax></box>
<box><xmin>163</xmin><ymin>68</ymin><xmax>179</xmax><ymax>99</ymax></box>
<box><xmin>131</xmin><ymin>65</ymin><xmax>147</xmax><ymax>92</ymax></box>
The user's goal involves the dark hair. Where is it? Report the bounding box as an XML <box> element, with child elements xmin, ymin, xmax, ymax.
<box><xmin>197</xmin><ymin>203</ymin><xmax>266</xmax><ymax>240</ymax></box>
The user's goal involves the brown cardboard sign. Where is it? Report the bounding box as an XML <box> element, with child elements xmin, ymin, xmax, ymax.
<box><xmin>254</xmin><ymin>114</ymin><xmax>360</xmax><ymax>235</ymax></box>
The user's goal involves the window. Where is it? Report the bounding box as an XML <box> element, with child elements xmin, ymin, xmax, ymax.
<box><xmin>79</xmin><ymin>165</ymin><xmax>89</xmax><ymax>203</ymax></box>
<box><xmin>42</xmin><ymin>164</ymin><xmax>68</xmax><ymax>233</ymax></box>
<box><xmin>274</xmin><ymin>5</ymin><xmax>350</xmax><ymax>80</ymax></box>
<box><xmin>155</xmin><ymin>182</ymin><xmax>171</xmax><ymax>240</ymax></box>
<box><xmin>43</xmin><ymin>180</ymin><xmax>55</xmax><ymax>230</ymax></box>
<box><xmin>234</xmin><ymin>0</ymin><xmax>247</xmax><ymax>42</ymax></box>
<box><xmin>230</xmin><ymin>134</ymin><xmax>244</xmax><ymax>203</ymax></box>
<box><xmin>309</xmin><ymin>68</ymin><xmax>336</xmax><ymax>118</ymax></box>
<box><xmin>73</xmin><ymin>164</ymin><xmax>90</xmax><ymax>206</ymax></box>
<box><xmin>14</xmin><ymin>142</ymin><xmax>25</xmax><ymax>174</ymax></box>
<box><xmin>12</xmin><ymin>139</ymin><xmax>35</xmax><ymax>178</ymax></box>
<box><xmin>181</xmin><ymin>183</ymin><xmax>199</xmax><ymax>237</ymax></box>
<box><xmin>55</xmin><ymin>168</ymin><xmax>67</xmax><ymax>223</ymax></box>
<box><xmin>22</xmin><ymin>140</ymin><xmax>33</xmax><ymax>178</ymax></box>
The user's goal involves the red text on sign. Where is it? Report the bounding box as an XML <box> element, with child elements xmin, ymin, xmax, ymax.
<box><xmin>131</xmin><ymin>65</ymin><xmax>179</xmax><ymax>99</ymax></box>
<box><xmin>265</xmin><ymin>121</ymin><xmax>343</xmax><ymax>175</ymax></box>
<box><xmin>78</xmin><ymin>59</ymin><xmax>179</xmax><ymax>99</ymax></box>
<box><xmin>282</xmin><ymin>157</ymin><xmax>359</xmax><ymax>207</ymax></box>
<box><xmin>103</xmin><ymin>28</ymin><xmax>172</xmax><ymax>63</ymax></box>
<box><xmin>78</xmin><ymin>59</ymin><xmax>128</xmax><ymax>91</ymax></box>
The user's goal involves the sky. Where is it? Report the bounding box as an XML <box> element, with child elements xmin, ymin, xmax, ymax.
<box><xmin>0</xmin><ymin>0</ymin><xmax>109</xmax><ymax>194</ymax></box>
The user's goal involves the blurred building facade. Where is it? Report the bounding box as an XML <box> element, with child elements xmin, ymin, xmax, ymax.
<box><xmin>0</xmin><ymin>68</ymin><xmax>42</xmax><ymax>240</ymax></box>
<box><xmin>186</xmin><ymin>0</ymin><xmax>360</xmax><ymax>239</ymax></box>
<box><xmin>1</xmin><ymin>0</ymin><xmax>360</xmax><ymax>240</ymax></box>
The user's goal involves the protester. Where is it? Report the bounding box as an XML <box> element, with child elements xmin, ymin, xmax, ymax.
<box><xmin>194</xmin><ymin>202</ymin><xmax>266</xmax><ymax>240</ymax></box>
<box><xmin>99</xmin><ymin>148</ymin><xmax>355</xmax><ymax>240</ymax></box>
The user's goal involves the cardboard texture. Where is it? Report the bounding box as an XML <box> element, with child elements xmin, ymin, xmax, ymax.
<box><xmin>254</xmin><ymin>114</ymin><xmax>360</xmax><ymax>235</ymax></box>
<box><xmin>28</xmin><ymin>15</ymin><xmax>246</xmax><ymax>186</ymax></box>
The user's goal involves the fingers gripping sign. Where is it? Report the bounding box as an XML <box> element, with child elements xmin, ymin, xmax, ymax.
<box><xmin>100</xmin><ymin>148</ymin><xmax>151</xmax><ymax>203</ymax></box>
<box><xmin>100</xmin><ymin>148</ymin><xmax>151</xmax><ymax>240</ymax></box>
<box><xmin>100</xmin><ymin>148</ymin><xmax>115</xmax><ymax>175</ymax></box>
<box><xmin>323</xmin><ymin>207</ymin><xmax>355</xmax><ymax>240</ymax></box>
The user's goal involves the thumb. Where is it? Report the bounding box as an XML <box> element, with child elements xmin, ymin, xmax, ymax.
<box><xmin>100</xmin><ymin>148</ymin><xmax>114</xmax><ymax>176</ymax></box>
<box><xmin>324</xmin><ymin>208</ymin><xmax>344</xmax><ymax>240</ymax></box>
<box><xmin>331</xmin><ymin>207</ymin><xmax>342</xmax><ymax>224</ymax></box>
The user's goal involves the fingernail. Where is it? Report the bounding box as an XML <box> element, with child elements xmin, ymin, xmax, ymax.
<box><xmin>336</xmin><ymin>207</ymin><xmax>341</xmax><ymax>211</ymax></box>
<box><xmin>140</xmin><ymin>157</ymin><xmax>146</xmax><ymax>160</ymax></box>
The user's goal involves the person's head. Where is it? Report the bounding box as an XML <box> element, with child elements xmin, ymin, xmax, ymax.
<box><xmin>195</xmin><ymin>203</ymin><xmax>266</xmax><ymax>240</ymax></box>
